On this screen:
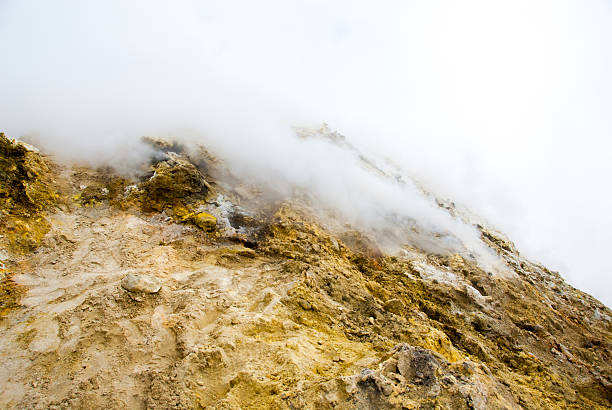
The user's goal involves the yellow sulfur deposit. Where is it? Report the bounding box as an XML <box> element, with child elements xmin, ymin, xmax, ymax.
<box><xmin>0</xmin><ymin>133</ymin><xmax>57</xmax><ymax>252</ymax></box>
<box><xmin>190</xmin><ymin>211</ymin><xmax>217</xmax><ymax>232</ymax></box>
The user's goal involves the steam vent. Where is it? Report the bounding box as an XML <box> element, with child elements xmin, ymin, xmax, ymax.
<box><xmin>0</xmin><ymin>132</ymin><xmax>611</xmax><ymax>409</ymax></box>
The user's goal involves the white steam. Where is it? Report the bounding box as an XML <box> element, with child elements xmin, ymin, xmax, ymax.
<box><xmin>0</xmin><ymin>1</ymin><xmax>611</xmax><ymax>305</ymax></box>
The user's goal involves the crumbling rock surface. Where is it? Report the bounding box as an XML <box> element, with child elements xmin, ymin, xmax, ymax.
<box><xmin>296</xmin><ymin>344</ymin><xmax>517</xmax><ymax>409</ymax></box>
<box><xmin>139</xmin><ymin>152</ymin><xmax>211</xmax><ymax>212</ymax></box>
<box><xmin>0</xmin><ymin>133</ymin><xmax>57</xmax><ymax>253</ymax></box>
<box><xmin>0</xmin><ymin>136</ymin><xmax>611</xmax><ymax>409</ymax></box>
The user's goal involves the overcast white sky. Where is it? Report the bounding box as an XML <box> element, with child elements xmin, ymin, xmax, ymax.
<box><xmin>0</xmin><ymin>1</ymin><xmax>611</xmax><ymax>306</ymax></box>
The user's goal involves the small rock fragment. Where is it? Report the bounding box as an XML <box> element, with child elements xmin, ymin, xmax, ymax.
<box><xmin>121</xmin><ymin>273</ymin><xmax>161</xmax><ymax>294</ymax></box>
<box><xmin>299</xmin><ymin>299</ymin><xmax>312</xmax><ymax>310</ymax></box>
<box><xmin>192</xmin><ymin>212</ymin><xmax>217</xmax><ymax>232</ymax></box>
<box><xmin>383</xmin><ymin>298</ymin><xmax>405</xmax><ymax>315</ymax></box>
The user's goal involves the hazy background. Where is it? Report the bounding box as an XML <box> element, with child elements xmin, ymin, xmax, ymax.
<box><xmin>0</xmin><ymin>1</ymin><xmax>610</xmax><ymax>306</ymax></box>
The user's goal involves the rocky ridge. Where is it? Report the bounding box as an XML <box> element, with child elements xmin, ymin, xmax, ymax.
<box><xmin>0</xmin><ymin>133</ymin><xmax>610</xmax><ymax>409</ymax></box>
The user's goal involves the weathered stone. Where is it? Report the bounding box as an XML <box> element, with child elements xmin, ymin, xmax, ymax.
<box><xmin>121</xmin><ymin>274</ymin><xmax>161</xmax><ymax>294</ymax></box>
<box><xmin>395</xmin><ymin>345</ymin><xmax>439</xmax><ymax>386</ymax></box>
<box><xmin>383</xmin><ymin>298</ymin><xmax>404</xmax><ymax>315</ymax></box>
<box><xmin>0</xmin><ymin>133</ymin><xmax>56</xmax><ymax>252</ymax></box>
<box><xmin>140</xmin><ymin>152</ymin><xmax>210</xmax><ymax>211</ymax></box>
<box><xmin>298</xmin><ymin>299</ymin><xmax>312</xmax><ymax>310</ymax></box>
<box><xmin>191</xmin><ymin>212</ymin><xmax>217</xmax><ymax>232</ymax></box>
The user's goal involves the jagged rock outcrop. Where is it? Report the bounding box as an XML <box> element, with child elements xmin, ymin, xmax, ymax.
<box><xmin>139</xmin><ymin>152</ymin><xmax>212</xmax><ymax>212</ymax></box>
<box><xmin>0</xmin><ymin>135</ymin><xmax>610</xmax><ymax>409</ymax></box>
<box><xmin>0</xmin><ymin>133</ymin><xmax>57</xmax><ymax>252</ymax></box>
<box><xmin>296</xmin><ymin>344</ymin><xmax>517</xmax><ymax>409</ymax></box>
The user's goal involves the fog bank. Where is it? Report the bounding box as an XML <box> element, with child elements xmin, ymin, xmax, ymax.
<box><xmin>0</xmin><ymin>1</ymin><xmax>611</xmax><ymax>305</ymax></box>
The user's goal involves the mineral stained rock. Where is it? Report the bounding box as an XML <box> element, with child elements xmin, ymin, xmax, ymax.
<box><xmin>0</xmin><ymin>135</ymin><xmax>610</xmax><ymax>409</ymax></box>
<box><xmin>140</xmin><ymin>152</ymin><xmax>211</xmax><ymax>211</ymax></box>
<box><xmin>190</xmin><ymin>211</ymin><xmax>217</xmax><ymax>232</ymax></box>
<box><xmin>0</xmin><ymin>133</ymin><xmax>57</xmax><ymax>252</ymax></box>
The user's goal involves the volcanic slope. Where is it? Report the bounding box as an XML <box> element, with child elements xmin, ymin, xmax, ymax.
<box><xmin>0</xmin><ymin>133</ymin><xmax>610</xmax><ymax>409</ymax></box>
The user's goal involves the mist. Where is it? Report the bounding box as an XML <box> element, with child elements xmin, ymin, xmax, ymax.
<box><xmin>0</xmin><ymin>1</ymin><xmax>611</xmax><ymax>306</ymax></box>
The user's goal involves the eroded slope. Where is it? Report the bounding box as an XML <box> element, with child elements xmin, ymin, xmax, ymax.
<box><xmin>0</xmin><ymin>134</ymin><xmax>610</xmax><ymax>409</ymax></box>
